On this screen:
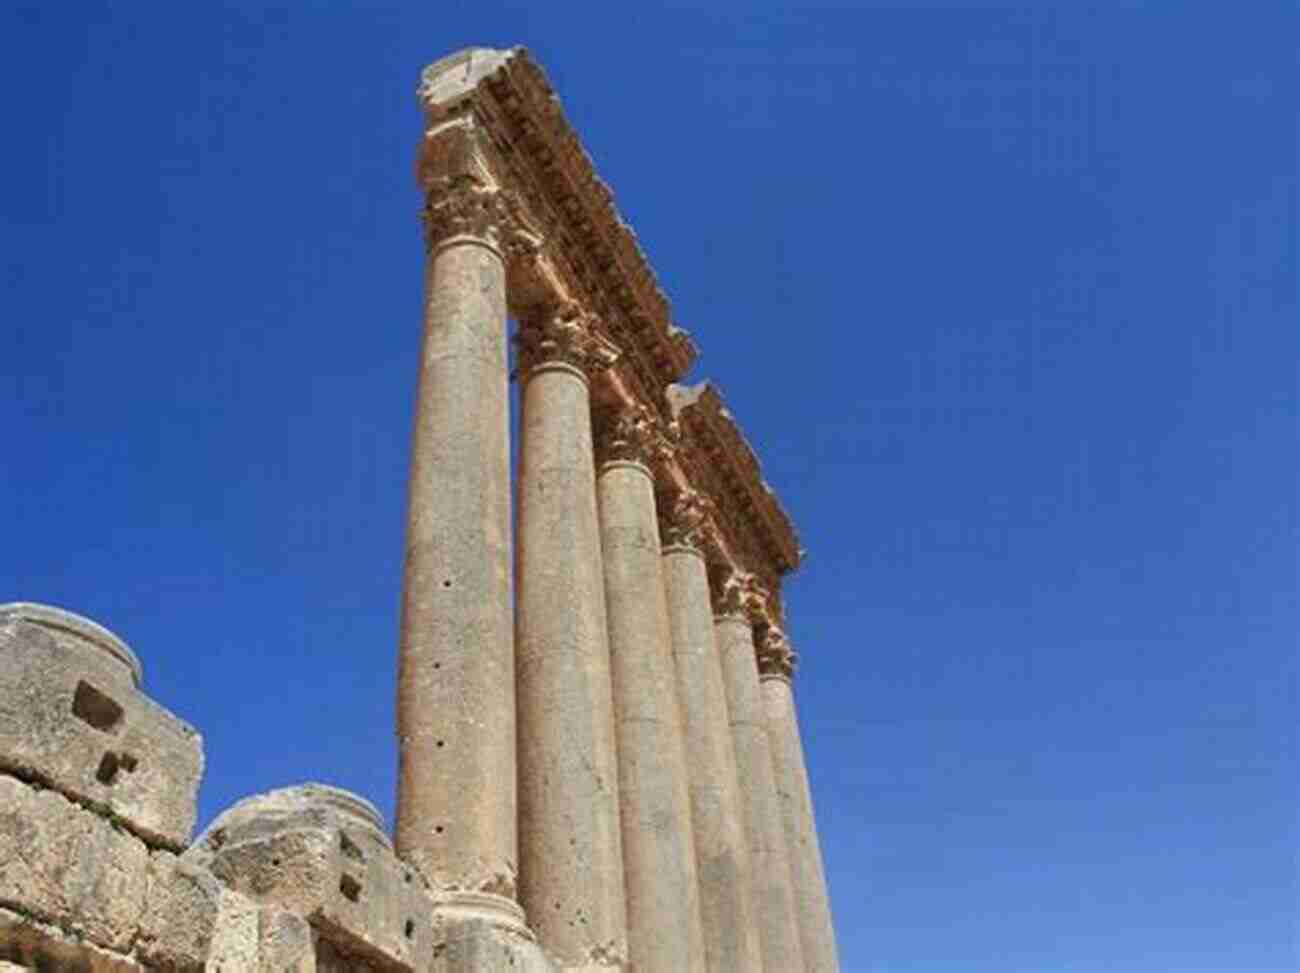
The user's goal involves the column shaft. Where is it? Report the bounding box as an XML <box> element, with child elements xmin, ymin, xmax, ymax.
<box><xmin>663</xmin><ymin>548</ymin><xmax>763</xmax><ymax>972</ymax></box>
<box><xmin>597</xmin><ymin>459</ymin><xmax>705</xmax><ymax>972</ymax></box>
<box><xmin>715</xmin><ymin>614</ymin><xmax>805</xmax><ymax>972</ymax></box>
<box><xmin>396</xmin><ymin>234</ymin><xmax>517</xmax><ymax>900</ymax></box>
<box><xmin>516</xmin><ymin>355</ymin><xmax>627</xmax><ymax>968</ymax></box>
<box><xmin>762</xmin><ymin>673</ymin><xmax>839</xmax><ymax>971</ymax></box>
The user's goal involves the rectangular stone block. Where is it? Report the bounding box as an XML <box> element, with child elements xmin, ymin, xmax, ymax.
<box><xmin>0</xmin><ymin>907</ymin><xmax>145</xmax><ymax>972</ymax></box>
<box><xmin>194</xmin><ymin>785</ymin><xmax>434</xmax><ymax>971</ymax></box>
<box><xmin>0</xmin><ymin>614</ymin><xmax>203</xmax><ymax>849</ymax></box>
<box><xmin>0</xmin><ymin>775</ymin><xmax>151</xmax><ymax>954</ymax></box>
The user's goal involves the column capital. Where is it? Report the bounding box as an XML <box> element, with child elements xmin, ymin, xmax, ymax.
<box><xmin>709</xmin><ymin>567</ymin><xmax>765</xmax><ymax>622</ymax></box>
<box><xmin>659</xmin><ymin>489</ymin><xmax>717</xmax><ymax>555</ymax></box>
<box><xmin>593</xmin><ymin>402</ymin><xmax>667</xmax><ymax>469</ymax></box>
<box><xmin>420</xmin><ymin>175</ymin><xmax>521</xmax><ymax>255</ymax></box>
<box><xmin>515</xmin><ymin>303</ymin><xmax>621</xmax><ymax>379</ymax></box>
<box><xmin>755</xmin><ymin>627</ymin><xmax>798</xmax><ymax>681</ymax></box>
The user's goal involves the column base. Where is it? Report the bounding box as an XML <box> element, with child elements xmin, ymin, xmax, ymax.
<box><xmin>432</xmin><ymin>893</ymin><xmax>556</xmax><ymax>972</ymax></box>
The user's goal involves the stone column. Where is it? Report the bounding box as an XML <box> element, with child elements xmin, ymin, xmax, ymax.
<box><xmin>713</xmin><ymin>573</ymin><xmax>805</xmax><ymax>972</ymax></box>
<box><xmin>395</xmin><ymin>178</ymin><xmax>524</xmax><ymax>929</ymax></box>
<box><xmin>594</xmin><ymin>408</ymin><xmax>706</xmax><ymax>973</ymax></box>
<box><xmin>759</xmin><ymin>629</ymin><xmax>839</xmax><ymax>972</ymax></box>
<box><xmin>515</xmin><ymin>307</ymin><xmax>628</xmax><ymax>969</ymax></box>
<box><xmin>660</xmin><ymin>496</ymin><xmax>763</xmax><ymax>973</ymax></box>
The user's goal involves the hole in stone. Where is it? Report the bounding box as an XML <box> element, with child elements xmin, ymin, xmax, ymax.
<box><xmin>96</xmin><ymin>752</ymin><xmax>120</xmax><ymax>785</ymax></box>
<box><xmin>442</xmin><ymin>580</ymin><xmax>452</xmax><ymax>588</ymax></box>
<box><xmin>271</xmin><ymin>858</ymin><xmax>281</xmax><ymax>867</ymax></box>
<box><xmin>340</xmin><ymin>832</ymin><xmax>365</xmax><ymax>863</ymax></box>
<box><xmin>208</xmin><ymin>828</ymin><xmax>227</xmax><ymax>851</ymax></box>
<box><xmin>119</xmin><ymin>753</ymin><xmax>137</xmax><ymax>773</ymax></box>
<box><xmin>433</xmin><ymin>662</ymin><xmax>441</xmax><ymax>670</ymax></box>
<box><xmin>404</xmin><ymin>871</ymin><xmax>413</xmax><ymax>884</ymax></box>
<box><xmin>339</xmin><ymin>874</ymin><xmax>361</xmax><ymax>902</ymax></box>
<box><xmin>434</xmin><ymin>825</ymin><xmax>444</xmax><ymax>835</ymax></box>
<box><xmin>72</xmin><ymin>681</ymin><xmax>123</xmax><ymax>733</ymax></box>
<box><xmin>436</xmin><ymin>740</ymin><xmax>445</xmax><ymax>748</ymax></box>
<box><xmin>404</xmin><ymin>919</ymin><xmax>414</xmax><ymax>939</ymax></box>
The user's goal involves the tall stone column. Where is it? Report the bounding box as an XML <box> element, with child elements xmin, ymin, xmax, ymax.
<box><xmin>594</xmin><ymin>408</ymin><xmax>706</xmax><ymax>973</ymax></box>
<box><xmin>759</xmin><ymin>629</ymin><xmax>839</xmax><ymax>972</ymax></box>
<box><xmin>515</xmin><ymin>307</ymin><xmax>628</xmax><ymax>969</ymax></box>
<box><xmin>713</xmin><ymin>573</ymin><xmax>805</xmax><ymax>972</ymax></box>
<box><xmin>395</xmin><ymin>176</ymin><xmax>524</xmax><ymax>929</ymax></box>
<box><xmin>661</xmin><ymin>496</ymin><xmax>763</xmax><ymax>973</ymax></box>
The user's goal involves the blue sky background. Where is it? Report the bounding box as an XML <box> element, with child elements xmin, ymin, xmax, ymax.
<box><xmin>2</xmin><ymin>2</ymin><xmax>1296</xmax><ymax>970</ymax></box>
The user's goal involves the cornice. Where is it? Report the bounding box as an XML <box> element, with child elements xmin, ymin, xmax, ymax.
<box><xmin>418</xmin><ymin>48</ymin><xmax>696</xmax><ymax>401</ymax></box>
<box><xmin>668</xmin><ymin>382</ymin><xmax>802</xmax><ymax>581</ymax></box>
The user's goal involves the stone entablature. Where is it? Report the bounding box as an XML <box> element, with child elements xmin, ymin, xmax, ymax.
<box><xmin>414</xmin><ymin>48</ymin><xmax>802</xmax><ymax>619</ymax></box>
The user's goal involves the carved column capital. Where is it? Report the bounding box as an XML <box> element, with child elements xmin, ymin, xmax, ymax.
<box><xmin>420</xmin><ymin>175</ymin><xmax>516</xmax><ymax>253</ymax></box>
<box><xmin>709</xmin><ymin>567</ymin><xmax>764</xmax><ymax>621</ymax></box>
<box><xmin>515</xmin><ymin>304</ymin><xmax>621</xmax><ymax>380</ymax></box>
<box><xmin>659</xmin><ymin>489</ymin><xmax>717</xmax><ymax>554</ymax></box>
<box><xmin>756</xmin><ymin>627</ymin><xmax>798</xmax><ymax>681</ymax></box>
<box><xmin>594</xmin><ymin>403</ymin><xmax>668</xmax><ymax>469</ymax></box>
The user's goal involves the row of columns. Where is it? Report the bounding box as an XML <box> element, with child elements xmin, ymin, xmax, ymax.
<box><xmin>396</xmin><ymin>181</ymin><xmax>837</xmax><ymax>970</ymax></box>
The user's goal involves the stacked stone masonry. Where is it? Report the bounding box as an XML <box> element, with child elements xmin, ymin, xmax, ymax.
<box><xmin>1</xmin><ymin>46</ymin><xmax>838</xmax><ymax>971</ymax></box>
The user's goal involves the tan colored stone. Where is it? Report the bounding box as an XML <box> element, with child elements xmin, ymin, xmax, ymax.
<box><xmin>515</xmin><ymin>316</ymin><xmax>627</xmax><ymax>969</ymax></box>
<box><xmin>396</xmin><ymin>169</ymin><xmax>518</xmax><ymax>908</ymax></box>
<box><xmin>0</xmin><ymin>607</ymin><xmax>203</xmax><ymax>850</ymax></box>
<box><xmin>138</xmin><ymin>851</ymin><xmax>261</xmax><ymax>970</ymax></box>
<box><xmin>190</xmin><ymin>784</ymin><xmax>433</xmax><ymax>971</ymax></box>
<box><xmin>662</xmin><ymin>547</ymin><xmax>763</xmax><ymax>973</ymax></box>
<box><xmin>595</xmin><ymin>453</ymin><xmax>705</xmax><ymax>972</ymax></box>
<box><xmin>714</xmin><ymin>612</ymin><xmax>805</xmax><ymax>972</ymax></box>
<box><xmin>0</xmin><ymin>907</ymin><xmax>144</xmax><ymax>972</ymax></box>
<box><xmin>0</xmin><ymin>774</ymin><xmax>150</xmax><ymax>953</ymax></box>
<box><xmin>761</xmin><ymin>650</ymin><xmax>839</xmax><ymax>972</ymax></box>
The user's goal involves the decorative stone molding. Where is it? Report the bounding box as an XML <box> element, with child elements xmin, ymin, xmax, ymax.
<box><xmin>515</xmin><ymin>304</ymin><xmax>620</xmax><ymax>378</ymax></box>
<box><xmin>593</xmin><ymin>402</ymin><xmax>662</xmax><ymax>468</ymax></box>
<box><xmin>756</xmin><ymin>627</ymin><xmax>798</xmax><ymax>681</ymax></box>
<box><xmin>658</xmin><ymin>489</ymin><xmax>716</xmax><ymax>554</ymax></box>
<box><xmin>709</xmin><ymin>568</ymin><xmax>765</xmax><ymax>621</ymax></box>
<box><xmin>420</xmin><ymin>175</ymin><xmax>516</xmax><ymax>252</ymax></box>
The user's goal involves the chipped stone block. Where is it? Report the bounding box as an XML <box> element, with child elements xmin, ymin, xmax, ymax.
<box><xmin>190</xmin><ymin>784</ymin><xmax>433</xmax><ymax>971</ymax></box>
<box><xmin>260</xmin><ymin>907</ymin><xmax>317</xmax><ymax>972</ymax></box>
<box><xmin>138</xmin><ymin>852</ymin><xmax>261</xmax><ymax>970</ymax></box>
<box><xmin>0</xmin><ymin>775</ymin><xmax>150</xmax><ymax>954</ymax></box>
<box><xmin>0</xmin><ymin>906</ymin><xmax>144</xmax><ymax>972</ymax></box>
<box><xmin>0</xmin><ymin>605</ymin><xmax>203</xmax><ymax>849</ymax></box>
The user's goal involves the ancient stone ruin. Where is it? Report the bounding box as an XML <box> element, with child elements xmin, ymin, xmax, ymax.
<box><xmin>0</xmin><ymin>48</ymin><xmax>838</xmax><ymax>971</ymax></box>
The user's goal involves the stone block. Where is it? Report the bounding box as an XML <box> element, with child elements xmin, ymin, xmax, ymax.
<box><xmin>190</xmin><ymin>784</ymin><xmax>434</xmax><ymax>971</ymax></box>
<box><xmin>0</xmin><ymin>774</ymin><xmax>150</xmax><ymax>954</ymax></box>
<box><xmin>0</xmin><ymin>907</ymin><xmax>144</xmax><ymax>972</ymax></box>
<box><xmin>137</xmin><ymin>852</ymin><xmax>261</xmax><ymax>970</ymax></box>
<box><xmin>0</xmin><ymin>604</ymin><xmax>203</xmax><ymax>849</ymax></box>
<box><xmin>429</xmin><ymin>916</ymin><xmax>556</xmax><ymax>973</ymax></box>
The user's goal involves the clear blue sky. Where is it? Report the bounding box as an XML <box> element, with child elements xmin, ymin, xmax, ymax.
<box><xmin>2</xmin><ymin>3</ymin><xmax>1295</xmax><ymax>971</ymax></box>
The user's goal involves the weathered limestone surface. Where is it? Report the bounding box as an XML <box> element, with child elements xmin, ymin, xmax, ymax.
<box><xmin>189</xmin><ymin>784</ymin><xmax>438</xmax><ymax>970</ymax></box>
<box><xmin>0</xmin><ymin>605</ymin><xmax>203</xmax><ymax>850</ymax></box>
<box><xmin>515</xmin><ymin>316</ymin><xmax>628</xmax><ymax>969</ymax></box>
<box><xmin>715</xmin><ymin>611</ymin><xmax>805</xmax><ymax>972</ymax></box>
<box><xmin>0</xmin><ymin>774</ymin><xmax>151</xmax><ymax>954</ymax></box>
<box><xmin>395</xmin><ymin>185</ymin><xmax>518</xmax><ymax>904</ymax></box>
<box><xmin>661</xmin><ymin>545</ymin><xmax>763</xmax><ymax>973</ymax></box>
<box><xmin>759</xmin><ymin>637</ymin><xmax>839</xmax><ymax>972</ymax></box>
<box><xmin>595</xmin><ymin>449</ymin><xmax>706</xmax><ymax>973</ymax></box>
